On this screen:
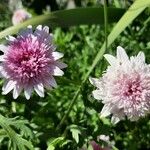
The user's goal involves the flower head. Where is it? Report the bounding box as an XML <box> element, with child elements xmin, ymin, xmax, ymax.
<box><xmin>90</xmin><ymin>141</ymin><xmax>111</xmax><ymax>150</ymax></box>
<box><xmin>90</xmin><ymin>46</ymin><xmax>150</xmax><ymax>124</ymax></box>
<box><xmin>12</xmin><ymin>9</ymin><xmax>31</xmax><ymax>25</ymax></box>
<box><xmin>0</xmin><ymin>25</ymin><xmax>67</xmax><ymax>99</ymax></box>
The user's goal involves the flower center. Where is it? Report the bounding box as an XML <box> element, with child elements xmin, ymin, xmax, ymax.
<box><xmin>121</xmin><ymin>74</ymin><xmax>142</xmax><ymax>102</ymax></box>
<box><xmin>124</xmin><ymin>81</ymin><xmax>141</xmax><ymax>96</ymax></box>
<box><xmin>4</xmin><ymin>39</ymin><xmax>51</xmax><ymax>84</ymax></box>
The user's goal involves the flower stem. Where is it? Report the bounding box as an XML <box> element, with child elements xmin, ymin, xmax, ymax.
<box><xmin>56</xmin><ymin>86</ymin><xmax>82</xmax><ymax>131</ymax></box>
<box><xmin>104</xmin><ymin>0</ymin><xmax>108</xmax><ymax>51</ymax></box>
<box><xmin>56</xmin><ymin>0</ymin><xmax>108</xmax><ymax>132</ymax></box>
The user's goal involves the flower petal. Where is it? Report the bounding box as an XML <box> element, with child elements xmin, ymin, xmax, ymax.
<box><xmin>24</xmin><ymin>87</ymin><xmax>33</xmax><ymax>100</ymax></box>
<box><xmin>92</xmin><ymin>90</ymin><xmax>102</xmax><ymax>100</ymax></box>
<box><xmin>6</xmin><ymin>36</ymin><xmax>16</xmax><ymax>42</ymax></box>
<box><xmin>100</xmin><ymin>105</ymin><xmax>111</xmax><ymax>118</ymax></box>
<box><xmin>117</xmin><ymin>46</ymin><xmax>129</xmax><ymax>62</ymax></box>
<box><xmin>52</xmin><ymin>52</ymin><xmax>64</xmax><ymax>60</ymax></box>
<box><xmin>55</xmin><ymin>61</ymin><xmax>67</xmax><ymax>69</ymax></box>
<box><xmin>36</xmin><ymin>25</ymin><xmax>42</xmax><ymax>30</ymax></box>
<box><xmin>0</xmin><ymin>44</ymin><xmax>8</xmax><ymax>52</ymax></box>
<box><xmin>104</xmin><ymin>54</ymin><xmax>117</xmax><ymax>66</ymax></box>
<box><xmin>89</xmin><ymin>77</ymin><xmax>101</xmax><ymax>88</ymax></box>
<box><xmin>34</xmin><ymin>83</ymin><xmax>44</xmax><ymax>97</ymax></box>
<box><xmin>43</xmin><ymin>26</ymin><xmax>49</xmax><ymax>33</ymax></box>
<box><xmin>13</xmin><ymin>85</ymin><xmax>22</xmax><ymax>99</ymax></box>
<box><xmin>136</xmin><ymin>51</ymin><xmax>145</xmax><ymax>63</ymax></box>
<box><xmin>19</xmin><ymin>26</ymin><xmax>32</xmax><ymax>37</ymax></box>
<box><xmin>0</xmin><ymin>55</ymin><xmax>4</xmax><ymax>61</ymax></box>
<box><xmin>2</xmin><ymin>80</ymin><xmax>16</xmax><ymax>95</ymax></box>
<box><xmin>48</xmin><ymin>77</ymin><xmax>57</xmax><ymax>88</ymax></box>
<box><xmin>52</xmin><ymin>66</ymin><xmax>64</xmax><ymax>76</ymax></box>
<box><xmin>111</xmin><ymin>116</ymin><xmax>120</xmax><ymax>124</ymax></box>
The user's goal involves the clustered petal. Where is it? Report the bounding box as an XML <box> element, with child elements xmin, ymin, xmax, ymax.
<box><xmin>90</xmin><ymin>46</ymin><xmax>150</xmax><ymax>124</ymax></box>
<box><xmin>0</xmin><ymin>25</ymin><xmax>67</xmax><ymax>99</ymax></box>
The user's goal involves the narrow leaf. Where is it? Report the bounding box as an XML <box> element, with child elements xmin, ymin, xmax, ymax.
<box><xmin>0</xmin><ymin>7</ymin><xmax>125</xmax><ymax>39</ymax></box>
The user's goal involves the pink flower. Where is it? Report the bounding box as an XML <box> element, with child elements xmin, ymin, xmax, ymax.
<box><xmin>0</xmin><ymin>25</ymin><xmax>67</xmax><ymax>99</ymax></box>
<box><xmin>12</xmin><ymin>9</ymin><xmax>31</xmax><ymax>25</ymax></box>
<box><xmin>90</xmin><ymin>46</ymin><xmax>150</xmax><ymax>124</ymax></box>
<box><xmin>90</xmin><ymin>141</ymin><xmax>103</xmax><ymax>150</ymax></box>
<box><xmin>90</xmin><ymin>141</ymin><xmax>111</xmax><ymax>150</ymax></box>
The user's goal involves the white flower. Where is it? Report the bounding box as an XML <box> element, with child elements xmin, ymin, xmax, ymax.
<box><xmin>90</xmin><ymin>46</ymin><xmax>150</xmax><ymax>124</ymax></box>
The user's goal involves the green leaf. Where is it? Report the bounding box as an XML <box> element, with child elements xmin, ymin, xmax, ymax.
<box><xmin>47</xmin><ymin>137</ymin><xmax>69</xmax><ymax>150</ymax></box>
<box><xmin>69</xmin><ymin>124</ymin><xmax>81</xmax><ymax>143</ymax></box>
<box><xmin>0</xmin><ymin>7</ymin><xmax>124</xmax><ymax>39</ymax></box>
<box><xmin>47</xmin><ymin>145</ymin><xmax>55</xmax><ymax>150</ymax></box>
<box><xmin>0</xmin><ymin>114</ymin><xmax>34</xmax><ymax>150</ymax></box>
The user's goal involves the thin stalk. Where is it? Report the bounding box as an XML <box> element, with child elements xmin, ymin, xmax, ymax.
<box><xmin>56</xmin><ymin>86</ymin><xmax>82</xmax><ymax>131</ymax></box>
<box><xmin>104</xmin><ymin>0</ymin><xmax>108</xmax><ymax>51</ymax></box>
<box><xmin>138</xmin><ymin>16</ymin><xmax>150</xmax><ymax>36</ymax></box>
<box><xmin>56</xmin><ymin>0</ymin><xmax>108</xmax><ymax>131</ymax></box>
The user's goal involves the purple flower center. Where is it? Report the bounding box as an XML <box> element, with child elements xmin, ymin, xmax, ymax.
<box><xmin>4</xmin><ymin>37</ymin><xmax>51</xmax><ymax>85</ymax></box>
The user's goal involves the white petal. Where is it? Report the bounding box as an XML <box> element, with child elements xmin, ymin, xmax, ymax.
<box><xmin>111</xmin><ymin>116</ymin><xmax>120</xmax><ymax>124</ymax></box>
<box><xmin>0</xmin><ymin>44</ymin><xmax>8</xmax><ymax>52</ymax></box>
<box><xmin>55</xmin><ymin>61</ymin><xmax>67</xmax><ymax>69</ymax></box>
<box><xmin>92</xmin><ymin>90</ymin><xmax>102</xmax><ymax>100</ymax></box>
<box><xmin>27</xmin><ymin>25</ymin><xmax>32</xmax><ymax>29</ymax></box>
<box><xmin>104</xmin><ymin>54</ymin><xmax>117</xmax><ymax>66</ymax></box>
<box><xmin>52</xmin><ymin>52</ymin><xmax>64</xmax><ymax>60</ymax></box>
<box><xmin>2</xmin><ymin>80</ymin><xmax>16</xmax><ymax>95</ymax></box>
<box><xmin>34</xmin><ymin>83</ymin><xmax>44</xmax><ymax>97</ymax></box>
<box><xmin>100</xmin><ymin>105</ymin><xmax>111</xmax><ymax>118</ymax></box>
<box><xmin>136</xmin><ymin>51</ymin><xmax>145</xmax><ymax>62</ymax></box>
<box><xmin>117</xmin><ymin>46</ymin><xmax>129</xmax><ymax>62</ymax></box>
<box><xmin>52</xmin><ymin>66</ymin><xmax>64</xmax><ymax>76</ymax></box>
<box><xmin>48</xmin><ymin>77</ymin><xmax>57</xmax><ymax>88</ymax></box>
<box><xmin>6</xmin><ymin>36</ymin><xmax>16</xmax><ymax>42</ymax></box>
<box><xmin>36</xmin><ymin>25</ymin><xmax>42</xmax><ymax>30</ymax></box>
<box><xmin>24</xmin><ymin>87</ymin><xmax>32</xmax><ymax>100</ymax></box>
<box><xmin>0</xmin><ymin>55</ymin><xmax>5</xmax><ymax>61</ymax></box>
<box><xmin>89</xmin><ymin>77</ymin><xmax>100</xmax><ymax>88</ymax></box>
<box><xmin>13</xmin><ymin>85</ymin><xmax>22</xmax><ymax>99</ymax></box>
<box><xmin>43</xmin><ymin>26</ymin><xmax>49</xmax><ymax>33</ymax></box>
<box><xmin>0</xmin><ymin>65</ymin><xmax>8</xmax><ymax>77</ymax></box>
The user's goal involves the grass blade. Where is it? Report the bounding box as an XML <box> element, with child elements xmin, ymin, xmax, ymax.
<box><xmin>0</xmin><ymin>7</ymin><xmax>124</xmax><ymax>39</ymax></box>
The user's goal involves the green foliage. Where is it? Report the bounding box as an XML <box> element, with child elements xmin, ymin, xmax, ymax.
<box><xmin>0</xmin><ymin>114</ymin><xmax>34</xmax><ymax>150</ymax></box>
<box><xmin>0</xmin><ymin>0</ymin><xmax>150</xmax><ymax>150</ymax></box>
<box><xmin>0</xmin><ymin>7</ymin><xmax>125</xmax><ymax>39</ymax></box>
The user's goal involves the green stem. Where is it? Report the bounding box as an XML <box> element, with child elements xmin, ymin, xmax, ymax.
<box><xmin>104</xmin><ymin>0</ymin><xmax>108</xmax><ymax>52</ymax></box>
<box><xmin>56</xmin><ymin>0</ymin><xmax>108</xmax><ymax>132</ymax></box>
<box><xmin>138</xmin><ymin>16</ymin><xmax>150</xmax><ymax>36</ymax></box>
<box><xmin>56</xmin><ymin>86</ymin><xmax>82</xmax><ymax>131</ymax></box>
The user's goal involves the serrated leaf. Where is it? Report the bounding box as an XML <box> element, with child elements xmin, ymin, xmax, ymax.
<box><xmin>47</xmin><ymin>137</ymin><xmax>66</xmax><ymax>150</ymax></box>
<box><xmin>69</xmin><ymin>125</ymin><xmax>81</xmax><ymax>143</ymax></box>
<box><xmin>0</xmin><ymin>114</ymin><xmax>34</xmax><ymax>150</ymax></box>
<box><xmin>71</xmin><ymin>129</ymin><xmax>80</xmax><ymax>143</ymax></box>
